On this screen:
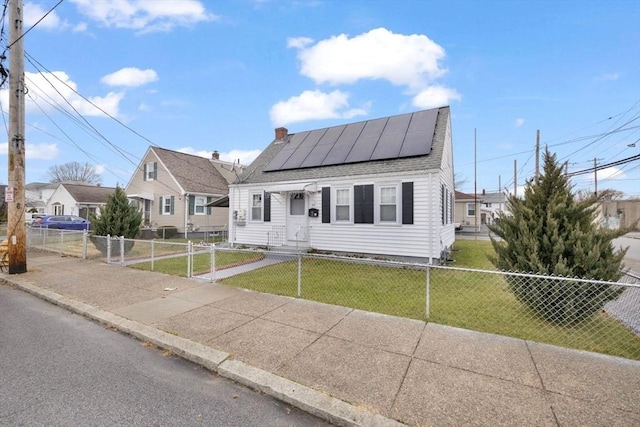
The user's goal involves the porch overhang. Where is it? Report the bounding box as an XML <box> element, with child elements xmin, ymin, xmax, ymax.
<box><xmin>127</xmin><ymin>192</ymin><xmax>154</xmax><ymax>201</ymax></box>
<box><xmin>206</xmin><ymin>195</ymin><xmax>229</xmax><ymax>207</ymax></box>
<box><xmin>262</xmin><ymin>182</ymin><xmax>317</xmax><ymax>193</ymax></box>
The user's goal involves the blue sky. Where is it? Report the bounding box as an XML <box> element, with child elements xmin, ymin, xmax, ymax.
<box><xmin>1</xmin><ymin>0</ymin><xmax>639</xmax><ymax>197</ymax></box>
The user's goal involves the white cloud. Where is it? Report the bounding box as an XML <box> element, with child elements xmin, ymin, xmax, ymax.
<box><xmin>598</xmin><ymin>166</ymin><xmax>625</xmax><ymax>181</ymax></box>
<box><xmin>515</xmin><ymin>118</ymin><xmax>524</xmax><ymax>127</ymax></box>
<box><xmin>101</xmin><ymin>67</ymin><xmax>159</xmax><ymax>87</ymax></box>
<box><xmin>8</xmin><ymin>142</ymin><xmax>59</xmax><ymax>160</ymax></box>
<box><xmin>597</xmin><ymin>73</ymin><xmax>620</xmax><ymax>81</ymax></box>
<box><xmin>290</xmin><ymin>28</ymin><xmax>447</xmax><ymax>90</ymax></box>
<box><xmin>412</xmin><ymin>86</ymin><xmax>461</xmax><ymax>109</ymax></box>
<box><xmin>95</xmin><ymin>164</ymin><xmax>106</xmax><ymax>175</ymax></box>
<box><xmin>0</xmin><ymin>71</ymin><xmax>125</xmax><ymax>118</ymax></box>
<box><xmin>71</xmin><ymin>0</ymin><xmax>217</xmax><ymax>33</ymax></box>
<box><xmin>176</xmin><ymin>147</ymin><xmax>262</xmax><ymax>166</ymax></box>
<box><xmin>25</xmin><ymin>2</ymin><xmax>65</xmax><ymax>30</ymax></box>
<box><xmin>0</xmin><ymin>141</ymin><xmax>57</xmax><ymax>160</ymax></box>
<box><xmin>269</xmin><ymin>90</ymin><xmax>368</xmax><ymax>126</ymax></box>
<box><xmin>221</xmin><ymin>149</ymin><xmax>262</xmax><ymax>165</ymax></box>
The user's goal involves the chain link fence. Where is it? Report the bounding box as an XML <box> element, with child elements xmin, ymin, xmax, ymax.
<box><xmin>25</xmin><ymin>228</ymin><xmax>640</xmax><ymax>360</ymax></box>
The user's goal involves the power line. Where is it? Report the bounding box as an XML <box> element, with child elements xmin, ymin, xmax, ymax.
<box><xmin>565</xmin><ymin>154</ymin><xmax>640</xmax><ymax>177</ymax></box>
<box><xmin>6</xmin><ymin>0</ymin><xmax>64</xmax><ymax>49</ymax></box>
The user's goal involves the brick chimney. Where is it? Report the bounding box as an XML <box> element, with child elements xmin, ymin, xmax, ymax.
<box><xmin>212</xmin><ymin>150</ymin><xmax>219</xmax><ymax>160</ymax></box>
<box><xmin>275</xmin><ymin>127</ymin><xmax>288</xmax><ymax>141</ymax></box>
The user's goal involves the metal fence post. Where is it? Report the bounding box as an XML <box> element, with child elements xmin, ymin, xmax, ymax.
<box><xmin>59</xmin><ymin>230</ymin><xmax>64</xmax><ymax>255</ymax></box>
<box><xmin>426</xmin><ymin>264</ymin><xmax>431</xmax><ymax>319</ymax></box>
<box><xmin>297</xmin><ymin>251</ymin><xmax>302</xmax><ymax>297</ymax></box>
<box><xmin>106</xmin><ymin>234</ymin><xmax>111</xmax><ymax>264</ymax></box>
<box><xmin>210</xmin><ymin>244</ymin><xmax>215</xmax><ymax>283</ymax></box>
<box><xmin>120</xmin><ymin>236</ymin><xmax>125</xmax><ymax>267</ymax></box>
<box><xmin>82</xmin><ymin>229</ymin><xmax>88</xmax><ymax>259</ymax></box>
<box><xmin>151</xmin><ymin>239</ymin><xmax>155</xmax><ymax>271</ymax></box>
<box><xmin>187</xmin><ymin>241</ymin><xmax>192</xmax><ymax>278</ymax></box>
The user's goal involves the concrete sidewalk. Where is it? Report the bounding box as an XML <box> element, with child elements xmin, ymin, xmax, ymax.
<box><xmin>2</xmin><ymin>250</ymin><xmax>639</xmax><ymax>426</ymax></box>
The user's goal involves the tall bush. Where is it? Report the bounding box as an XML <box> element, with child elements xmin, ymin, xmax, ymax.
<box><xmin>488</xmin><ymin>150</ymin><xmax>628</xmax><ymax>324</ymax></box>
<box><xmin>89</xmin><ymin>186</ymin><xmax>142</xmax><ymax>238</ymax></box>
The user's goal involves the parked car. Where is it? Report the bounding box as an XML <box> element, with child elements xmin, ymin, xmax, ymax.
<box><xmin>32</xmin><ymin>215</ymin><xmax>91</xmax><ymax>230</ymax></box>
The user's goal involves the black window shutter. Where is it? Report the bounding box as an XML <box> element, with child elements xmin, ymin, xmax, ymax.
<box><xmin>264</xmin><ymin>192</ymin><xmax>271</xmax><ymax>222</ymax></box>
<box><xmin>188</xmin><ymin>195</ymin><xmax>195</xmax><ymax>215</ymax></box>
<box><xmin>170</xmin><ymin>196</ymin><xmax>175</xmax><ymax>215</ymax></box>
<box><xmin>354</xmin><ymin>184</ymin><xmax>373</xmax><ymax>224</ymax></box>
<box><xmin>402</xmin><ymin>182</ymin><xmax>414</xmax><ymax>224</ymax></box>
<box><xmin>321</xmin><ymin>187</ymin><xmax>330</xmax><ymax>223</ymax></box>
<box><xmin>153</xmin><ymin>162</ymin><xmax>157</xmax><ymax>179</ymax></box>
<box><xmin>143</xmin><ymin>164</ymin><xmax>147</xmax><ymax>181</ymax></box>
<box><xmin>206</xmin><ymin>197</ymin><xmax>212</xmax><ymax>215</ymax></box>
<box><xmin>158</xmin><ymin>196</ymin><xmax>163</xmax><ymax>215</ymax></box>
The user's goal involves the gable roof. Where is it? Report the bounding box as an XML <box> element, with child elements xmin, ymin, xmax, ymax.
<box><xmin>237</xmin><ymin>106</ymin><xmax>450</xmax><ymax>185</ymax></box>
<box><xmin>151</xmin><ymin>147</ymin><xmax>230</xmax><ymax>195</ymax></box>
<box><xmin>60</xmin><ymin>183</ymin><xmax>116</xmax><ymax>204</ymax></box>
<box><xmin>455</xmin><ymin>190</ymin><xmax>475</xmax><ymax>201</ymax></box>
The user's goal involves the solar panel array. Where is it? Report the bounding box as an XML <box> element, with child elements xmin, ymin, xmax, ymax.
<box><xmin>263</xmin><ymin>108</ymin><xmax>439</xmax><ymax>172</ymax></box>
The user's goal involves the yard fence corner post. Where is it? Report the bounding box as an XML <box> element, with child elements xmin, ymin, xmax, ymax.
<box><xmin>151</xmin><ymin>239</ymin><xmax>155</xmax><ymax>271</ymax></box>
<box><xmin>82</xmin><ymin>229</ymin><xmax>88</xmax><ymax>259</ymax></box>
<box><xmin>210</xmin><ymin>244</ymin><xmax>215</xmax><ymax>283</ymax></box>
<box><xmin>187</xmin><ymin>240</ymin><xmax>192</xmax><ymax>278</ymax></box>
<box><xmin>297</xmin><ymin>250</ymin><xmax>302</xmax><ymax>297</ymax></box>
<box><xmin>426</xmin><ymin>263</ymin><xmax>431</xmax><ymax>319</ymax></box>
<box><xmin>119</xmin><ymin>236</ymin><xmax>125</xmax><ymax>267</ymax></box>
<box><xmin>106</xmin><ymin>234</ymin><xmax>111</xmax><ymax>264</ymax></box>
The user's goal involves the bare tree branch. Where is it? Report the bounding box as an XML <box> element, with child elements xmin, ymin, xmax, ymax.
<box><xmin>47</xmin><ymin>162</ymin><xmax>102</xmax><ymax>184</ymax></box>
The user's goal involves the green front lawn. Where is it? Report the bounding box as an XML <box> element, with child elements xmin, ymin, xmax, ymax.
<box><xmin>127</xmin><ymin>241</ymin><xmax>640</xmax><ymax>360</ymax></box>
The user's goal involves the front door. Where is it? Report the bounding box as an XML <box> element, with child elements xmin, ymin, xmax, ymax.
<box><xmin>286</xmin><ymin>192</ymin><xmax>308</xmax><ymax>242</ymax></box>
<box><xmin>144</xmin><ymin>199</ymin><xmax>151</xmax><ymax>225</ymax></box>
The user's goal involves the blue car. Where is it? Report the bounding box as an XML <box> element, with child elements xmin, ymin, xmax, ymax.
<box><xmin>32</xmin><ymin>215</ymin><xmax>91</xmax><ymax>230</ymax></box>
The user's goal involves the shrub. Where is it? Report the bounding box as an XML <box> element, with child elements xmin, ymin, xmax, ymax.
<box><xmin>157</xmin><ymin>225</ymin><xmax>177</xmax><ymax>239</ymax></box>
<box><xmin>488</xmin><ymin>150</ymin><xmax>628</xmax><ymax>325</ymax></box>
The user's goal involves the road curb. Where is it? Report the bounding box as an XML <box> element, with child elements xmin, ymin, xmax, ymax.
<box><xmin>1</xmin><ymin>277</ymin><xmax>406</xmax><ymax>427</ymax></box>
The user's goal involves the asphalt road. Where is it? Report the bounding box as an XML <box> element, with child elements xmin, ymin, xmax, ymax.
<box><xmin>0</xmin><ymin>284</ymin><xmax>330</xmax><ymax>426</ymax></box>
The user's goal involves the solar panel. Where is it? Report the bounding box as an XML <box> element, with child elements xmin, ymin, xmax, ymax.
<box><xmin>263</xmin><ymin>108</ymin><xmax>440</xmax><ymax>172</ymax></box>
<box><xmin>322</xmin><ymin>121</ymin><xmax>365</xmax><ymax>165</ymax></box>
<box><xmin>399</xmin><ymin>109</ymin><xmax>437</xmax><ymax>157</ymax></box>
<box><xmin>370</xmin><ymin>113</ymin><xmax>411</xmax><ymax>160</ymax></box>
<box><xmin>344</xmin><ymin>117</ymin><xmax>387</xmax><ymax>163</ymax></box>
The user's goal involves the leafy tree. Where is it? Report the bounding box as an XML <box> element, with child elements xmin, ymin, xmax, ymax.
<box><xmin>47</xmin><ymin>161</ymin><xmax>102</xmax><ymax>184</ymax></box>
<box><xmin>89</xmin><ymin>186</ymin><xmax>141</xmax><ymax>238</ymax></box>
<box><xmin>488</xmin><ymin>149</ymin><xmax>628</xmax><ymax>325</ymax></box>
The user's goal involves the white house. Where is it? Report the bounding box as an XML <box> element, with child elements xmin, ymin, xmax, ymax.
<box><xmin>45</xmin><ymin>183</ymin><xmax>116</xmax><ymax>218</ymax></box>
<box><xmin>228</xmin><ymin>106</ymin><xmax>455</xmax><ymax>262</ymax></box>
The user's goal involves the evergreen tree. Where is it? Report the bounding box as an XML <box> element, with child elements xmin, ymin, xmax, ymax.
<box><xmin>89</xmin><ymin>186</ymin><xmax>142</xmax><ymax>238</ymax></box>
<box><xmin>488</xmin><ymin>149</ymin><xmax>628</xmax><ymax>324</ymax></box>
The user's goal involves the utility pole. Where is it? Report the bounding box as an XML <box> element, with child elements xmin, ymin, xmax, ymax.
<box><xmin>513</xmin><ymin>159</ymin><xmax>517</xmax><ymax>197</ymax></box>
<box><xmin>535</xmin><ymin>130</ymin><xmax>540</xmax><ymax>181</ymax></box>
<box><xmin>7</xmin><ymin>0</ymin><xmax>27</xmax><ymax>274</ymax></box>
<box><xmin>593</xmin><ymin>157</ymin><xmax>598</xmax><ymax>197</ymax></box>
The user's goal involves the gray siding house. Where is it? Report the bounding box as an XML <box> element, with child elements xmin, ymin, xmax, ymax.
<box><xmin>228</xmin><ymin>106</ymin><xmax>455</xmax><ymax>262</ymax></box>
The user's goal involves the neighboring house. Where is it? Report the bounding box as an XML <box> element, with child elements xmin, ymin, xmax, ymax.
<box><xmin>479</xmin><ymin>190</ymin><xmax>508</xmax><ymax>226</ymax></box>
<box><xmin>45</xmin><ymin>183</ymin><xmax>116</xmax><ymax>219</ymax></box>
<box><xmin>228</xmin><ymin>106</ymin><xmax>455</xmax><ymax>262</ymax></box>
<box><xmin>454</xmin><ymin>190</ymin><xmax>479</xmax><ymax>229</ymax></box>
<box><xmin>25</xmin><ymin>182</ymin><xmax>58</xmax><ymax>214</ymax></box>
<box><xmin>125</xmin><ymin>147</ymin><xmax>242</xmax><ymax>236</ymax></box>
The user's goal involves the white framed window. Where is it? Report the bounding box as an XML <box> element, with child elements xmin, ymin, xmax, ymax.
<box><xmin>194</xmin><ymin>196</ymin><xmax>206</xmax><ymax>215</ymax></box>
<box><xmin>145</xmin><ymin>162</ymin><xmax>156</xmax><ymax>181</ymax></box>
<box><xmin>53</xmin><ymin>204</ymin><xmax>64</xmax><ymax>215</ymax></box>
<box><xmin>335</xmin><ymin>188</ymin><xmax>350</xmax><ymax>221</ymax></box>
<box><xmin>379</xmin><ymin>185</ymin><xmax>398</xmax><ymax>223</ymax></box>
<box><xmin>467</xmin><ymin>202</ymin><xmax>476</xmax><ymax>217</ymax></box>
<box><xmin>250</xmin><ymin>193</ymin><xmax>262</xmax><ymax>221</ymax></box>
<box><xmin>163</xmin><ymin>196</ymin><xmax>173</xmax><ymax>215</ymax></box>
